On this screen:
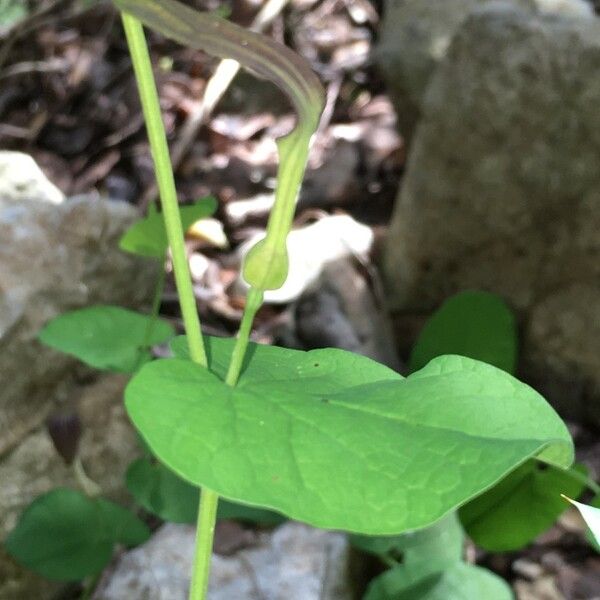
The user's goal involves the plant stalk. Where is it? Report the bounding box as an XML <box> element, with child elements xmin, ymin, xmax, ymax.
<box><xmin>120</xmin><ymin>13</ymin><xmax>217</xmax><ymax>600</ymax></box>
<box><xmin>120</xmin><ymin>11</ymin><xmax>207</xmax><ymax>368</ymax></box>
<box><xmin>225</xmin><ymin>287</ymin><xmax>264</xmax><ymax>386</ymax></box>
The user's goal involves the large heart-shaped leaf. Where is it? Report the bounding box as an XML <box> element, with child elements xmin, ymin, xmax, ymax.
<box><xmin>5</xmin><ymin>489</ymin><xmax>149</xmax><ymax>581</ymax></box>
<box><xmin>119</xmin><ymin>197</ymin><xmax>217</xmax><ymax>258</ymax></box>
<box><xmin>126</xmin><ymin>457</ymin><xmax>285</xmax><ymax>525</ymax></box>
<box><xmin>169</xmin><ymin>334</ymin><xmax>401</xmax><ymax>386</ymax></box>
<box><xmin>125</xmin><ymin>339</ymin><xmax>572</xmax><ymax>534</ymax></box>
<box><xmin>460</xmin><ymin>462</ymin><xmax>586</xmax><ymax>551</ymax></box>
<box><xmin>410</xmin><ymin>291</ymin><xmax>517</xmax><ymax>374</ymax></box>
<box><xmin>364</xmin><ymin>562</ymin><xmax>513</xmax><ymax>600</ymax></box>
<box><xmin>39</xmin><ymin>305</ymin><xmax>174</xmax><ymax>373</ymax></box>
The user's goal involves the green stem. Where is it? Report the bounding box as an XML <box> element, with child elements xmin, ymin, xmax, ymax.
<box><xmin>120</xmin><ymin>13</ymin><xmax>217</xmax><ymax>600</ymax></box>
<box><xmin>120</xmin><ymin>12</ymin><xmax>207</xmax><ymax>368</ymax></box>
<box><xmin>225</xmin><ymin>287</ymin><xmax>264</xmax><ymax>386</ymax></box>
<box><xmin>188</xmin><ymin>288</ymin><xmax>265</xmax><ymax>599</ymax></box>
<box><xmin>189</xmin><ymin>489</ymin><xmax>219</xmax><ymax>600</ymax></box>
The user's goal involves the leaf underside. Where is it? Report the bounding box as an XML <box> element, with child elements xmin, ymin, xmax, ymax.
<box><xmin>125</xmin><ymin>336</ymin><xmax>572</xmax><ymax>534</ymax></box>
<box><xmin>119</xmin><ymin>197</ymin><xmax>217</xmax><ymax>258</ymax></box>
<box><xmin>38</xmin><ymin>305</ymin><xmax>174</xmax><ymax>373</ymax></box>
<box><xmin>460</xmin><ymin>462</ymin><xmax>586</xmax><ymax>551</ymax></box>
<box><xmin>126</xmin><ymin>457</ymin><xmax>285</xmax><ymax>525</ymax></box>
<box><xmin>364</xmin><ymin>562</ymin><xmax>513</xmax><ymax>600</ymax></box>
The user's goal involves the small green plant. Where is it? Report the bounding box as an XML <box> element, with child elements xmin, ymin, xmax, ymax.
<box><xmin>5</xmin><ymin>1</ymin><xmax>599</xmax><ymax>599</ymax></box>
<box><xmin>355</xmin><ymin>291</ymin><xmax>599</xmax><ymax>599</ymax></box>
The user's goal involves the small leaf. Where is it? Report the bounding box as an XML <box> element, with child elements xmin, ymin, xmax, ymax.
<box><xmin>352</xmin><ymin>512</ymin><xmax>463</xmax><ymax>585</ymax></box>
<box><xmin>127</xmin><ymin>457</ymin><xmax>286</xmax><ymax>525</ymax></box>
<box><xmin>460</xmin><ymin>462</ymin><xmax>586</xmax><ymax>551</ymax></box>
<box><xmin>39</xmin><ymin>305</ymin><xmax>174</xmax><ymax>373</ymax></box>
<box><xmin>119</xmin><ymin>197</ymin><xmax>217</xmax><ymax>257</ymax></box>
<box><xmin>562</xmin><ymin>495</ymin><xmax>600</xmax><ymax>547</ymax></box>
<box><xmin>127</xmin><ymin>457</ymin><xmax>200</xmax><ymax>523</ymax></box>
<box><xmin>364</xmin><ymin>562</ymin><xmax>513</xmax><ymax>600</ymax></box>
<box><xmin>410</xmin><ymin>291</ymin><xmax>517</xmax><ymax>374</ymax></box>
<box><xmin>96</xmin><ymin>498</ymin><xmax>151</xmax><ymax>547</ymax></box>
<box><xmin>126</xmin><ymin>339</ymin><xmax>572</xmax><ymax>534</ymax></box>
<box><xmin>4</xmin><ymin>489</ymin><xmax>149</xmax><ymax>581</ymax></box>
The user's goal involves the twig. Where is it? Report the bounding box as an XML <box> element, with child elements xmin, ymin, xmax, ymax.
<box><xmin>0</xmin><ymin>57</ymin><xmax>67</xmax><ymax>80</ymax></box>
<box><xmin>139</xmin><ymin>0</ymin><xmax>291</xmax><ymax>211</ymax></box>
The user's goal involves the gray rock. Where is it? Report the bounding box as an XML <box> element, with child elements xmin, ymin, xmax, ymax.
<box><xmin>293</xmin><ymin>258</ymin><xmax>403</xmax><ymax>371</ymax></box>
<box><xmin>375</xmin><ymin>0</ymin><xmax>593</xmax><ymax>143</ymax></box>
<box><xmin>0</xmin><ymin>153</ymin><xmax>156</xmax><ymax>598</ymax></box>
<box><xmin>94</xmin><ymin>522</ymin><xmax>353</xmax><ymax>600</ymax></box>
<box><xmin>0</xmin><ymin>154</ymin><xmax>156</xmax><ymax>456</ymax></box>
<box><xmin>382</xmin><ymin>5</ymin><xmax>600</xmax><ymax>421</ymax></box>
<box><xmin>0</xmin><ymin>375</ymin><xmax>141</xmax><ymax>600</ymax></box>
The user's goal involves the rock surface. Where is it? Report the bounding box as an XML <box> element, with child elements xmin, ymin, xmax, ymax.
<box><xmin>0</xmin><ymin>152</ymin><xmax>156</xmax><ymax>455</ymax></box>
<box><xmin>93</xmin><ymin>522</ymin><xmax>353</xmax><ymax>600</ymax></box>
<box><xmin>0</xmin><ymin>375</ymin><xmax>141</xmax><ymax>600</ymax></box>
<box><xmin>0</xmin><ymin>152</ymin><xmax>156</xmax><ymax>599</ymax></box>
<box><xmin>382</xmin><ymin>5</ymin><xmax>600</xmax><ymax>422</ymax></box>
<box><xmin>375</xmin><ymin>0</ymin><xmax>594</xmax><ymax>143</ymax></box>
<box><xmin>291</xmin><ymin>258</ymin><xmax>403</xmax><ymax>371</ymax></box>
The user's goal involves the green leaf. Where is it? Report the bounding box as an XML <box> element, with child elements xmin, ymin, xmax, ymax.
<box><xmin>119</xmin><ymin>197</ymin><xmax>217</xmax><ymax>258</ymax></box>
<box><xmin>217</xmin><ymin>499</ymin><xmax>286</xmax><ymax>526</ymax></box>
<box><xmin>96</xmin><ymin>497</ymin><xmax>152</xmax><ymax>547</ymax></box>
<box><xmin>563</xmin><ymin>495</ymin><xmax>600</xmax><ymax>548</ymax></box>
<box><xmin>39</xmin><ymin>305</ymin><xmax>174</xmax><ymax>373</ymax></box>
<box><xmin>127</xmin><ymin>457</ymin><xmax>199</xmax><ymax>523</ymax></box>
<box><xmin>170</xmin><ymin>334</ymin><xmax>401</xmax><ymax>386</ymax></box>
<box><xmin>364</xmin><ymin>562</ymin><xmax>513</xmax><ymax>600</ymax></box>
<box><xmin>460</xmin><ymin>462</ymin><xmax>586</xmax><ymax>551</ymax></box>
<box><xmin>126</xmin><ymin>339</ymin><xmax>572</xmax><ymax>534</ymax></box>
<box><xmin>4</xmin><ymin>489</ymin><xmax>149</xmax><ymax>581</ymax></box>
<box><xmin>353</xmin><ymin>513</ymin><xmax>463</xmax><ymax>589</ymax></box>
<box><xmin>127</xmin><ymin>457</ymin><xmax>286</xmax><ymax>525</ymax></box>
<box><xmin>351</xmin><ymin>512</ymin><xmax>463</xmax><ymax>564</ymax></box>
<box><xmin>410</xmin><ymin>291</ymin><xmax>517</xmax><ymax>374</ymax></box>
<box><xmin>0</xmin><ymin>0</ymin><xmax>28</xmax><ymax>28</ymax></box>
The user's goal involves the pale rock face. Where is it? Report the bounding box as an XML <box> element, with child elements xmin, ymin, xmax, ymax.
<box><xmin>0</xmin><ymin>376</ymin><xmax>141</xmax><ymax>600</ymax></box>
<box><xmin>535</xmin><ymin>0</ymin><xmax>594</xmax><ymax>16</ymax></box>
<box><xmin>0</xmin><ymin>154</ymin><xmax>156</xmax><ymax>454</ymax></box>
<box><xmin>382</xmin><ymin>5</ymin><xmax>600</xmax><ymax>423</ymax></box>
<box><xmin>375</xmin><ymin>0</ymin><xmax>594</xmax><ymax>143</ymax></box>
<box><xmin>93</xmin><ymin>522</ymin><xmax>353</xmax><ymax>600</ymax></box>
<box><xmin>0</xmin><ymin>153</ymin><xmax>155</xmax><ymax>599</ymax></box>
